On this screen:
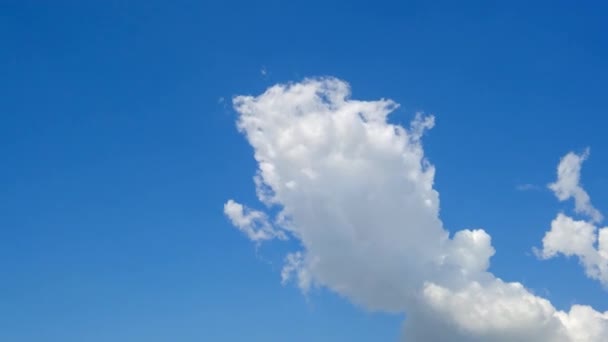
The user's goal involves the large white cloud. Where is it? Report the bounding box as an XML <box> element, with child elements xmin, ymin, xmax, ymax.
<box><xmin>224</xmin><ymin>77</ymin><xmax>608</xmax><ymax>341</ymax></box>
<box><xmin>538</xmin><ymin>151</ymin><xmax>608</xmax><ymax>287</ymax></box>
<box><xmin>223</xmin><ymin>199</ymin><xmax>287</xmax><ymax>242</ymax></box>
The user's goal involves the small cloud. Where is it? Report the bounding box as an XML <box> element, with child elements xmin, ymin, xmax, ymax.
<box><xmin>218</xmin><ymin>97</ymin><xmax>225</xmax><ymax>104</ymax></box>
<box><xmin>516</xmin><ymin>183</ymin><xmax>540</xmax><ymax>191</ymax></box>
<box><xmin>260</xmin><ymin>66</ymin><xmax>268</xmax><ymax>77</ymax></box>
<box><xmin>548</xmin><ymin>149</ymin><xmax>602</xmax><ymax>222</ymax></box>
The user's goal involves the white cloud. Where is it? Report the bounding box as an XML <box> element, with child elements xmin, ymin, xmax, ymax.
<box><xmin>225</xmin><ymin>77</ymin><xmax>608</xmax><ymax>341</ymax></box>
<box><xmin>548</xmin><ymin>149</ymin><xmax>602</xmax><ymax>223</ymax></box>
<box><xmin>541</xmin><ymin>214</ymin><xmax>599</xmax><ymax>260</ymax></box>
<box><xmin>223</xmin><ymin>199</ymin><xmax>287</xmax><ymax>242</ymax></box>
<box><xmin>538</xmin><ymin>213</ymin><xmax>608</xmax><ymax>287</ymax></box>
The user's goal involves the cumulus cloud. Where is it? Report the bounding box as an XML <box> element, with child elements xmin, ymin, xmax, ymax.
<box><xmin>539</xmin><ymin>214</ymin><xmax>608</xmax><ymax>286</ymax></box>
<box><xmin>408</xmin><ymin>280</ymin><xmax>608</xmax><ymax>342</ymax></box>
<box><xmin>537</xmin><ymin>151</ymin><xmax>608</xmax><ymax>287</ymax></box>
<box><xmin>407</xmin><ymin>279</ymin><xmax>568</xmax><ymax>341</ymax></box>
<box><xmin>224</xmin><ymin>77</ymin><xmax>608</xmax><ymax>341</ymax></box>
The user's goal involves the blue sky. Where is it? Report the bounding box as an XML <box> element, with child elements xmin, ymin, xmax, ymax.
<box><xmin>2</xmin><ymin>1</ymin><xmax>608</xmax><ymax>341</ymax></box>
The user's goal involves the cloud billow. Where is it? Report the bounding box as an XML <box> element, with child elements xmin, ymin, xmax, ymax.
<box><xmin>224</xmin><ymin>77</ymin><xmax>608</xmax><ymax>341</ymax></box>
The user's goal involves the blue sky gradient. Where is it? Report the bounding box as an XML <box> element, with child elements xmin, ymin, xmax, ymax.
<box><xmin>2</xmin><ymin>1</ymin><xmax>608</xmax><ymax>341</ymax></box>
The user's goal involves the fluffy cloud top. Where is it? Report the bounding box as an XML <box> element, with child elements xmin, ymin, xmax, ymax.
<box><xmin>539</xmin><ymin>151</ymin><xmax>608</xmax><ymax>287</ymax></box>
<box><xmin>224</xmin><ymin>77</ymin><xmax>608</xmax><ymax>341</ymax></box>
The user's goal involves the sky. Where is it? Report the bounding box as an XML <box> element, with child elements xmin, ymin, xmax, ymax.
<box><xmin>2</xmin><ymin>1</ymin><xmax>608</xmax><ymax>341</ymax></box>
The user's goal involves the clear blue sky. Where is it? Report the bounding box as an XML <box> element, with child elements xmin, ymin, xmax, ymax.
<box><xmin>2</xmin><ymin>1</ymin><xmax>608</xmax><ymax>341</ymax></box>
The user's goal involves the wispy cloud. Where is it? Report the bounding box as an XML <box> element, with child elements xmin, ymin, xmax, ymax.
<box><xmin>516</xmin><ymin>183</ymin><xmax>540</xmax><ymax>191</ymax></box>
